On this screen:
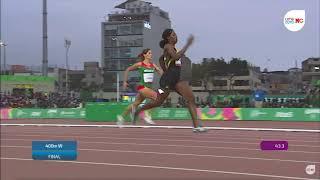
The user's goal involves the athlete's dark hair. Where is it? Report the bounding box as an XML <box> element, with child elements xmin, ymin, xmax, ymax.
<box><xmin>159</xmin><ymin>29</ymin><xmax>174</xmax><ymax>49</ymax></box>
<box><xmin>138</xmin><ymin>48</ymin><xmax>151</xmax><ymax>61</ymax></box>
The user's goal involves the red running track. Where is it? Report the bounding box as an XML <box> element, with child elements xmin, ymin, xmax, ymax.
<box><xmin>1</xmin><ymin>119</ymin><xmax>320</xmax><ymax>180</ymax></box>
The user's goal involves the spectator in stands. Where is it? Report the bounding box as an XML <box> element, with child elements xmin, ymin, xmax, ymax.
<box><xmin>0</xmin><ymin>91</ymin><xmax>81</xmax><ymax>108</ymax></box>
<box><xmin>252</xmin><ymin>83</ymin><xmax>266</xmax><ymax>108</ymax></box>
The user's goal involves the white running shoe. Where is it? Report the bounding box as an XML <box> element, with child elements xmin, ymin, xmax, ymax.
<box><xmin>192</xmin><ymin>127</ymin><xmax>208</xmax><ymax>133</ymax></box>
<box><xmin>117</xmin><ymin>115</ymin><xmax>125</xmax><ymax>127</ymax></box>
<box><xmin>144</xmin><ymin>115</ymin><xmax>155</xmax><ymax>125</ymax></box>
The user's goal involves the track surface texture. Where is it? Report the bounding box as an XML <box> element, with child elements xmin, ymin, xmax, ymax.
<box><xmin>1</xmin><ymin>119</ymin><xmax>320</xmax><ymax>180</ymax></box>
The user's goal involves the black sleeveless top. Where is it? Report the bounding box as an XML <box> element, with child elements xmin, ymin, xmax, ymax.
<box><xmin>159</xmin><ymin>49</ymin><xmax>182</xmax><ymax>90</ymax></box>
<box><xmin>163</xmin><ymin>49</ymin><xmax>191</xmax><ymax>82</ymax></box>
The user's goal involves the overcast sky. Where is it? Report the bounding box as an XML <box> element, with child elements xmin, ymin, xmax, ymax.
<box><xmin>1</xmin><ymin>0</ymin><xmax>319</xmax><ymax>70</ymax></box>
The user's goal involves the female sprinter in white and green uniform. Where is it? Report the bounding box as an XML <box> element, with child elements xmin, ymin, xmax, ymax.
<box><xmin>117</xmin><ymin>48</ymin><xmax>163</xmax><ymax>126</ymax></box>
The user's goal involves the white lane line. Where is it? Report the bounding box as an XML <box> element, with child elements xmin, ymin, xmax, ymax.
<box><xmin>2</xmin><ymin>145</ymin><xmax>320</xmax><ymax>164</ymax></box>
<box><xmin>3</xmin><ymin>127</ymin><xmax>320</xmax><ymax>139</ymax></box>
<box><xmin>1</xmin><ymin>157</ymin><xmax>319</xmax><ymax>180</ymax></box>
<box><xmin>2</xmin><ymin>133</ymin><xmax>320</xmax><ymax>148</ymax></box>
<box><xmin>2</xmin><ymin>138</ymin><xmax>320</xmax><ymax>154</ymax></box>
<box><xmin>2</xmin><ymin>130</ymin><xmax>320</xmax><ymax>143</ymax></box>
<box><xmin>1</xmin><ymin>123</ymin><xmax>320</xmax><ymax>133</ymax></box>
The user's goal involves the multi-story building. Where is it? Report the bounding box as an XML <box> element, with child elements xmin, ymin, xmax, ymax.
<box><xmin>82</xmin><ymin>62</ymin><xmax>103</xmax><ymax>88</ymax></box>
<box><xmin>261</xmin><ymin>68</ymin><xmax>303</xmax><ymax>94</ymax></box>
<box><xmin>302</xmin><ymin>57</ymin><xmax>320</xmax><ymax>87</ymax></box>
<box><xmin>262</xmin><ymin>71</ymin><xmax>290</xmax><ymax>94</ymax></box>
<box><xmin>197</xmin><ymin>66</ymin><xmax>262</xmax><ymax>94</ymax></box>
<box><xmin>288</xmin><ymin>67</ymin><xmax>303</xmax><ymax>93</ymax></box>
<box><xmin>184</xmin><ymin>64</ymin><xmax>263</xmax><ymax>105</ymax></box>
<box><xmin>59</xmin><ymin>62</ymin><xmax>104</xmax><ymax>92</ymax></box>
<box><xmin>101</xmin><ymin>0</ymin><xmax>171</xmax><ymax>91</ymax></box>
<box><xmin>59</xmin><ymin>69</ymin><xmax>85</xmax><ymax>92</ymax></box>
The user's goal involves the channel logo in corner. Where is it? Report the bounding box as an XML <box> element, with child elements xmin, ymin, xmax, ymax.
<box><xmin>305</xmin><ymin>165</ymin><xmax>316</xmax><ymax>175</ymax></box>
<box><xmin>284</xmin><ymin>10</ymin><xmax>305</xmax><ymax>32</ymax></box>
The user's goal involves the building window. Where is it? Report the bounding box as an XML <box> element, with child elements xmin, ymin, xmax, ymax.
<box><xmin>191</xmin><ymin>80</ymin><xmax>202</xmax><ymax>87</ymax></box>
<box><xmin>105</xmin><ymin>47</ymin><xmax>142</xmax><ymax>59</ymax></box>
<box><xmin>106</xmin><ymin>35</ymin><xmax>143</xmax><ymax>47</ymax></box>
<box><xmin>132</xmin><ymin>23</ymin><xmax>143</xmax><ymax>34</ymax></box>
<box><xmin>212</xmin><ymin>80</ymin><xmax>227</xmax><ymax>86</ymax></box>
<box><xmin>120</xmin><ymin>60</ymin><xmax>136</xmax><ymax>70</ymax></box>
<box><xmin>121</xmin><ymin>38</ymin><xmax>142</xmax><ymax>47</ymax></box>
<box><xmin>91</xmin><ymin>74</ymin><xmax>96</xmax><ymax>78</ymax></box>
<box><xmin>104</xmin><ymin>59</ymin><xmax>136</xmax><ymax>71</ymax></box>
<box><xmin>118</xmin><ymin>47</ymin><xmax>142</xmax><ymax>58</ymax></box>
<box><xmin>234</xmin><ymin>80</ymin><xmax>250</xmax><ymax>86</ymax></box>
<box><xmin>105</xmin><ymin>48</ymin><xmax>118</xmax><ymax>58</ymax></box>
<box><xmin>135</xmin><ymin>38</ymin><xmax>143</xmax><ymax>46</ymax></box>
<box><xmin>105</xmin><ymin>60</ymin><xmax>119</xmax><ymax>70</ymax></box>
<box><xmin>119</xmin><ymin>48</ymin><xmax>131</xmax><ymax>58</ymax></box>
<box><xmin>118</xmin><ymin>25</ymin><xmax>131</xmax><ymax>35</ymax></box>
<box><xmin>105</xmin><ymin>29</ymin><xmax>117</xmax><ymax>36</ymax></box>
<box><xmin>105</xmin><ymin>37</ymin><xmax>118</xmax><ymax>47</ymax></box>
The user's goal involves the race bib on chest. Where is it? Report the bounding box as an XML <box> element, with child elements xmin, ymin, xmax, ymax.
<box><xmin>143</xmin><ymin>73</ymin><xmax>154</xmax><ymax>83</ymax></box>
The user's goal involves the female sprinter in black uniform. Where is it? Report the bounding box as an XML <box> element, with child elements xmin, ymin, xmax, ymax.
<box><xmin>133</xmin><ymin>29</ymin><xmax>207</xmax><ymax>133</ymax></box>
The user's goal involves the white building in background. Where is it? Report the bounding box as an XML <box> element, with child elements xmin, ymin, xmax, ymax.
<box><xmin>101</xmin><ymin>0</ymin><xmax>171</xmax><ymax>92</ymax></box>
<box><xmin>302</xmin><ymin>57</ymin><xmax>320</xmax><ymax>87</ymax></box>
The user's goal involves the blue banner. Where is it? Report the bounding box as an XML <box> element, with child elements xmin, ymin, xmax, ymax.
<box><xmin>32</xmin><ymin>151</ymin><xmax>77</xmax><ymax>161</ymax></box>
<box><xmin>32</xmin><ymin>140</ymin><xmax>77</xmax><ymax>161</ymax></box>
<box><xmin>32</xmin><ymin>141</ymin><xmax>77</xmax><ymax>151</ymax></box>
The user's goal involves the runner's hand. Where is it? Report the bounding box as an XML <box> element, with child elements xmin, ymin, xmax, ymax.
<box><xmin>187</xmin><ymin>35</ymin><xmax>194</xmax><ymax>46</ymax></box>
<box><xmin>123</xmin><ymin>82</ymin><xmax>129</xmax><ymax>90</ymax></box>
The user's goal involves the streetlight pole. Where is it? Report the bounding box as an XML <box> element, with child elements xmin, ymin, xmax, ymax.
<box><xmin>0</xmin><ymin>0</ymin><xmax>2</xmax><ymax>72</ymax></box>
<box><xmin>228</xmin><ymin>73</ymin><xmax>234</xmax><ymax>94</ymax></box>
<box><xmin>0</xmin><ymin>41</ymin><xmax>7</xmax><ymax>74</ymax></box>
<box><xmin>116</xmin><ymin>71</ymin><xmax>119</xmax><ymax>102</ymax></box>
<box><xmin>42</xmin><ymin>0</ymin><xmax>48</xmax><ymax>76</ymax></box>
<box><xmin>3</xmin><ymin>42</ymin><xmax>5</xmax><ymax>73</ymax></box>
<box><xmin>64</xmin><ymin>38</ymin><xmax>71</xmax><ymax>96</ymax></box>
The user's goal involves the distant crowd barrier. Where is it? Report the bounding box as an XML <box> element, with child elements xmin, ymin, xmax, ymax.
<box><xmin>0</xmin><ymin>108</ymin><xmax>85</xmax><ymax>119</ymax></box>
<box><xmin>1</xmin><ymin>102</ymin><xmax>319</xmax><ymax>122</ymax></box>
<box><xmin>85</xmin><ymin>102</ymin><xmax>320</xmax><ymax>122</ymax></box>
